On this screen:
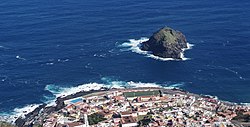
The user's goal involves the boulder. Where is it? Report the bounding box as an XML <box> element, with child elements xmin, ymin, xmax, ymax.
<box><xmin>141</xmin><ymin>27</ymin><xmax>188</xmax><ymax>59</ymax></box>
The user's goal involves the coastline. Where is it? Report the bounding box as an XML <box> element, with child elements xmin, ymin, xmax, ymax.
<box><xmin>10</xmin><ymin>86</ymin><xmax>249</xmax><ymax>126</ymax></box>
<box><xmin>14</xmin><ymin>87</ymin><xmax>109</xmax><ymax>127</ymax></box>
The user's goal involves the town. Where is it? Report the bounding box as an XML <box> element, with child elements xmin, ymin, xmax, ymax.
<box><xmin>22</xmin><ymin>88</ymin><xmax>250</xmax><ymax>127</ymax></box>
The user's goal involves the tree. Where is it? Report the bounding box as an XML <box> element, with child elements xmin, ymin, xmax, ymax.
<box><xmin>88</xmin><ymin>113</ymin><xmax>107</xmax><ymax>125</ymax></box>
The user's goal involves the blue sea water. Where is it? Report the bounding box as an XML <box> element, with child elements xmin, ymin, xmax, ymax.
<box><xmin>1</xmin><ymin>0</ymin><xmax>250</xmax><ymax>118</ymax></box>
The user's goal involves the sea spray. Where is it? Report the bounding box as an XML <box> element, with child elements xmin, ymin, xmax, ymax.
<box><xmin>0</xmin><ymin>104</ymin><xmax>41</xmax><ymax>123</ymax></box>
<box><xmin>119</xmin><ymin>38</ymin><xmax>193</xmax><ymax>61</ymax></box>
<box><xmin>45</xmin><ymin>78</ymin><xmax>185</xmax><ymax>98</ymax></box>
<box><xmin>0</xmin><ymin>79</ymin><xmax>185</xmax><ymax>123</ymax></box>
<box><xmin>45</xmin><ymin>83</ymin><xmax>106</xmax><ymax>98</ymax></box>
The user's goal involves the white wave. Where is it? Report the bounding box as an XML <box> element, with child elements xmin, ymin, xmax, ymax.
<box><xmin>5</xmin><ymin>80</ymin><xmax>186</xmax><ymax>123</ymax></box>
<box><xmin>43</xmin><ymin>84</ymin><xmax>63</xmax><ymax>106</ymax></box>
<box><xmin>126</xmin><ymin>81</ymin><xmax>161</xmax><ymax>88</ymax></box>
<box><xmin>1</xmin><ymin>79</ymin><xmax>185</xmax><ymax>123</ymax></box>
<box><xmin>185</xmin><ymin>43</ymin><xmax>194</xmax><ymax>51</ymax></box>
<box><xmin>93</xmin><ymin>53</ymin><xmax>107</xmax><ymax>58</ymax></box>
<box><xmin>1</xmin><ymin>75</ymin><xmax>8</xmax><ymax>82</ymax></box>
<box><xmin>57</xmin><ymin>59</ymin><xmax>69</xmax><ymax>62</ymax></box>
<box><xmin>15</xmin><ymin>55</ymin><xmax>26</xmax><ymax>60</ymax></box>
<box><xmin>101</xmin><ymin>77</ymin><xmax>185</xmax><ymax>89</ymax></box>
<box><xmin>240</xmin><ymin>103</ymin><xmax>250</xmax><ymax>106</ymax></box>
<box><xmin>119</xmin><ymin>38</ymin><xmax>193</xmax><ymax>61</ymax></box>
<box><xmin>13</xmin><ymin>104</ymin><xmax>41</xmax><ymax>118</ymax></box>
<box><xmin>0</xmin><ymin>46</ymin><xmax>10</xmax><ymax>50</ymax></box>
<box><xmin>0</xmin><ymin>104</ymin><xmax>41</xmax><ymax>123</ymax></box>
<box><xmin>101</xmin><ymin>77</ymin><xmax>163</xmax><ymax>88</ymax></box>
<box><xmin>84</xmin><ymin>63</ymin><xmax>93</xmax><ymax>69</ymax></box>
<box><xmin>200</xmin><ymin>94</ymin><xmax>219</xmax><ymax>100</ymax></box>
<box><xmin>42</xmin><ymin>95</ymin><xmax>57</xmax><ymax>107</ymax></box>
<box><xmin>0</xmin><ymin>46</ymin><xmax>8</xmax><ymax>49</ymax></box>
<box><xmin>165</xmin><ymin>83</ymin><xmax>185</xmax><ymax>89</ymax></box>
<box><xmin>46</xmin><ymin>62</ymin><xmax>54</xmax><ymax>65</ymax></box>
<box><xmin>105</xmin><ymin>81</ymin><xmax>127</xmax><ymax>89</ymax></box>
<box><xmin>46</xmin><ymin>78</ymin><xmax>184</xmax><ymax>99</ymax></box>
<box><xmin>44</xmin><ymin>83</ymin><xmax>106</xmax><ymax>107</ymax></box>
<box><xmin>45</xmin><ymin>83</ymin><xmax>106</xmax><ymax>98</ymax></box>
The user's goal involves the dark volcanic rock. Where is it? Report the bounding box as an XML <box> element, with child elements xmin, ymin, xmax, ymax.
<box><xmin>15</xmin><ymin>104</ymin><xmax>46</xmax><ymax>127</ymax></box>
<box><xmin>140</xmin><ymin>27</ymin><xmax>188</xmax><ymax>59</ymax></box>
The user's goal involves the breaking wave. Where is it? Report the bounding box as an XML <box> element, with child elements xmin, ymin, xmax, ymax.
<box><xmin>0</xmin><ymin>78</ymin><xmax>185</xmax><ymax>123</ymax></box>
<box><xmin>240</xmin><ymin>103</ymin><xmax>250</xmax><ymax>106</ymax></box>
<box><xmin>15</xmin><ymin>55</ymin><xmax>26</xmax><ymax>60</ymax></box>
<box><xmin>167</xmin><ymin>83</ymin><xmax>185</xmax><ymax>89</ymax></box>
<box><xmin>119</xmin><ymin>37</ymin><xmax>193</xmax><ymax>61</ymax></box>
<box><xmin>0</xmin><ymin>104</ymin><xmax>41</xmax><ymax>123</ymax></box>
<box><xmin>0</xmin><ymin>45</ymin><xmax>9</xmax><ymax>50</ymax></box>
<box><xmin>45</xmin><ymin>83</ymin><xmax>106</xmax><ymax>98</ymax></box>
<box><xmin>44</xmin><ymin>77</ymin><xmax>185</xmax><ymax>100</ymax></box>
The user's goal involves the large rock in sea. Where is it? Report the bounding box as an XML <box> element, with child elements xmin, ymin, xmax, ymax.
<box><xmin>140</xmin><ymin>27</ymin><xmax>188</xmax><ymax>59</ymax></box>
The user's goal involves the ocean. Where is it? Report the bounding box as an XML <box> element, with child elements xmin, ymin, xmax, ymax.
<box><xmin>1</xmin><ymin>0</ymin><xmax>250</xmax><ymax>121</ymax></box>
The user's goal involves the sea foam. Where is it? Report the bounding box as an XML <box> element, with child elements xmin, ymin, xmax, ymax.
<box><xmin>45</xmin><ymin>83</ymin><xmax>106</xmax><ymax>98</ymax></box>
<box><xmin>43</xmin><ymin>81</ymin><xmax>161</xmax><ymax>107</ymax></box>
<box><xmin>15</xmin><ymin>55</ymin><xmax>26</xmax><ymax>60</ymax></box>
<box><xmin>119</xmin><ymin>37</ymin><xmax>193</xmax><ymax>61</ymax></box>
<box><xmin>165</xmin><ymin>83</ymin><xmax>185</xmax><ymax>89</ymax></box>
<box><xmin>0</xmin><ymin>46</ymin><xmax>8</xmax><ymax>50</ymax></box>
<box><xmin>0</xmin><ymin>79</ymin><xmax>184</xmax><ymax>123</ymax></box>
<box><xmin>45</xmin><ymin>78</ymin><xmax>184</xmax><ymax>99</ymax></box>
<box><xmin>43</xmin><ymin>83</ymin><xmax>106</xmax><ymax>107</ymax></box>
<box><xmin>0</xmin><ymin>104</ymin><xmax>41</xmax><ymax>123</ymax></box>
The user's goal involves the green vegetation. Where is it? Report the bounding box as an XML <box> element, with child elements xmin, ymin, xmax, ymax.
<box><xmin>137</xmin><ymin>115</ymin><xmax>153</xmax><ymax>127</ymax></box>
<box><xmin>0</xmin><ymin>121</ymin><xmax>16</xmax><ymax>127</ymax></box>
<box><xmin>124</xmin><ymin>91</ymin><xmax>160</xmax><ymax>97</ymax></box>
<box><xmin>137</xmin><ymin>115</ymin><xmax>146</xmax><ymax>121</ymax></box>
<box><xmin>88</xmin><ymin>113</ymin><xmax>107</xmax><ymax>125</ymax></box>
<box><xmin>232</xmin><ymin>112</ymin><xmax>250</xmax><ymax>122</ymax></box>
<box><xmin>158</xmin><ymin>107</ymin><xmax>173</xmax><ymax>112</ymax></box>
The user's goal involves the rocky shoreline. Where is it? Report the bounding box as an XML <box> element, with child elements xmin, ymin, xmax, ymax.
<box><xmin>9</xmin><ymin>87</ymin><xmax>250</xmax><ymax>127</ymax></box>
<box><xmin>3</xmin><ymin>87</ymin><xmax>244</xmax><ymax>127</ymax></box>
<box><xmin>14</xmin><ymin>87</ymin><xmax>109</xmax><ymax>127</ymax></box>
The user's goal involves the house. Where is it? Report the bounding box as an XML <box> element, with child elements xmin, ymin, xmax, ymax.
<box><xmin>137</xmin><ymin>107</ymin><xmax>148</xmax><ymax>116</ymax></box>
<box><xmin>120</xmin><ymin>111</ymin><xmax>137</xmax><ymax>117</ymax></box>
<box><xmin>120</xmin><ymin>116</ymin><xmax>138</xmax><ymax>127</ymax></box>
<box><xmin>113</xmin><ymin>96</ymin><xmax>125</xmax><ymax>102</ymax></box>
<box><xmin>113</xmin><ymin>118</ymin><xmax>121</xmax><ymax>127</ymax></box>
<box><xmin>57</xmin><ymin>122</ymin><xmax>86</xmax><ymax>127</ymax></box>
<box><xmin>67</xmin><ymin>122</ymin><xmax>86</xmax><ymax>127</ymax></box>
<box><xmin>43</xmin><ymin>121</ymin><xmax>57</xmax><ymax>127</ymax></box>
